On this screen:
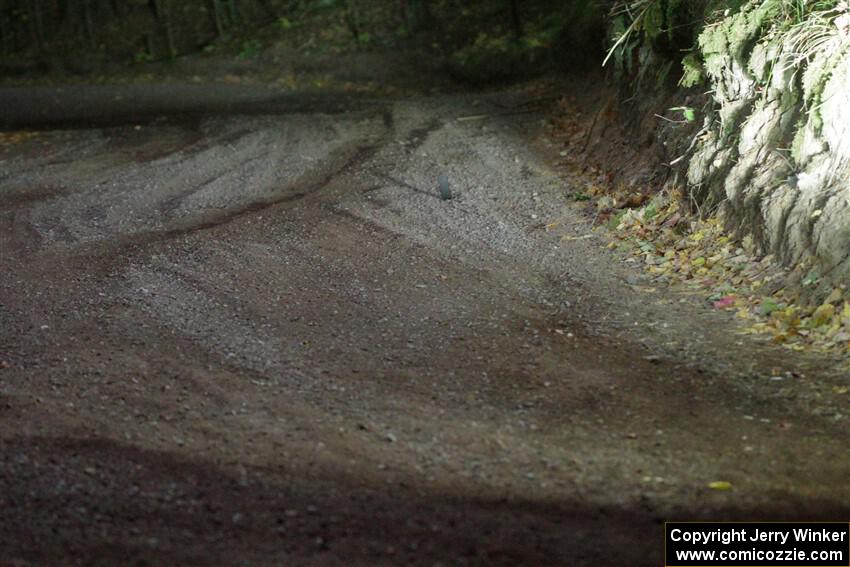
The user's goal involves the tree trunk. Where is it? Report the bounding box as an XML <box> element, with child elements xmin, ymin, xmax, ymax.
<box><xmin>60</xmin><ymin>0</ymin><xmax>84</xmax><ymax>35</ymax></box>
<box><xmin>344</xmin><ymin>0</ymin><xmax>360</xmax><ymax>42</ymax></box>
<box><xmin>85</xmin><ymin>0</ymin><xmax>96</xmax><ymax>45</ymax></box>
<box><xmin>29</xmin><ymin>0</ymin><xmax>46</xmax><ymax>50</ymax></box>
<box><xmin>210</xmin><ymin>0</ymin><xmax>226</xmax><ymax>37</ymax></box>
<box><xmin>405</xmin><ymin>0</ymin><xmax>432</xmax><ymax>34</ymax></box>
<box><xmin>399</xmin><ymin>0</ymin><xmax>408</xmax><ymax>32</ymax></box>
<box><xmin>0</xmin><ymin>8</ymin><xmax>11</xmax><ymax>54</ymax></box>
<box><xmin>153</xmin><ymin>0</ymin><xmax>176</xmax><ymax>57</ymax></box>
<box><xmin>509</xmin><ymin>0</ymin><xmax>522</xmax><ymax>40</ymax></box>
<box><xmin>224</xmin><ymin>0</ymin><xmax>239</xmax><ymax>26</ymax></box>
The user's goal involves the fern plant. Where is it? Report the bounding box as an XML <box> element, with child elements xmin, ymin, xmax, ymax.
<box><xmin>603</xmin><ymin>0</ymin><xmax>686</xmax><ymax>68</ymax></box>
<box><xmin>603</xmin><ymin>0</ymin><xmax>714</xmax><ymax>91</ymax></box>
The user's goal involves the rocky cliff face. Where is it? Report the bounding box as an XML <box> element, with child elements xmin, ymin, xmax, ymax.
<box><xmin>687</xmin><ymin>0</ymin><xmax>850</xmax><ymax>288</ymax></box>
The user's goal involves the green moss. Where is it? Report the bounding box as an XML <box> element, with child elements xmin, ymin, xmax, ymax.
<box><xmin>789</xmin><ymin>117</ymin><xmax>809</xmax><ymax>164</ymax></box>
<box><xmin>680</xmin><ymin>52</ymin><xmax>704</xmax><ymax>86</ymax></box>
<box><xmin>699</xmin><ymin>0</ymin><xmax>784</xmax><ymax>82</ymax></box>
<box><xmin>800</xmin><ymin>41</ymin><xmax>850</xmax><ymax>132</ymax></box>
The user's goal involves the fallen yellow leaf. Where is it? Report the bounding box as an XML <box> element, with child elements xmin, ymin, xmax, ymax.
<box><xmin>810</xmin><ymin>303</ymin><xmax>836</xmax><ymax>328</ymax></box>
<box><xmin>825</xmin><ymin>288</ymin><xmax>844</xmax><ymax>305</ymax></box>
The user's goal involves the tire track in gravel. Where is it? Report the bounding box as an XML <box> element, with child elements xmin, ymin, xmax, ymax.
<box><xmin>3</xmin><ymin>111</ymin><xmax>391</xmax><ymax>251</ymax></box>
<box><xmin>149</xmin><ymin>141</ymin><xmax>387</xmax><ymax>241</ymax></box>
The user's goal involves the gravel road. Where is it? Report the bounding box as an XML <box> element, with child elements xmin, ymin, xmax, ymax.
<box><xmin>1</xmin><ymin>83</ymin><xmax>848</xmax><ymax>566</ymax></box>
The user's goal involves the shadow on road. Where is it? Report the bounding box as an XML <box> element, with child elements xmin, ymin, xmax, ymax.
<box><xmin>2</xmin><ymin>436</ymin><xmax>845</xmax><ymax>566</ymax></box>
<box><xmin>0</xmin><ymin>85</ymin><xmax>383</xmax><ymax>130</ymax></box>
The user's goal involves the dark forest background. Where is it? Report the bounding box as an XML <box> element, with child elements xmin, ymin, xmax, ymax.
<box><xmin>0</xmin><ymin>1</ymin><xmax>618</xmax><ymax>81</ymax></box>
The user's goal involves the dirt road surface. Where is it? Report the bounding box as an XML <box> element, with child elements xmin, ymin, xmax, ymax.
<box><xmin>1</xmin><ymin>83</ymin><xmax>849</xmax><ymax>566</ymax></box>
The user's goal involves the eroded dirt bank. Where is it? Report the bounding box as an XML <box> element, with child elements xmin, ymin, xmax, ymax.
<box><xmin>1</xmin><ymin>83</ymin><xmax>849</xmax><ymax>566</ymax></box>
